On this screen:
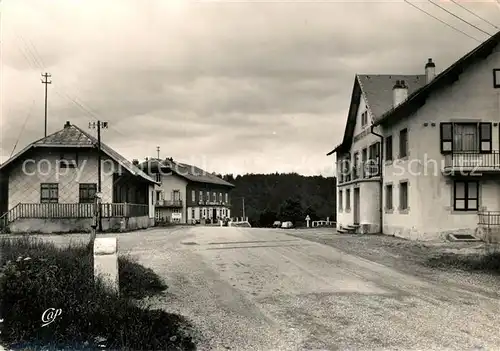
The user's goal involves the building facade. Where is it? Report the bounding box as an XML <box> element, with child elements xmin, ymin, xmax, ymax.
<box><xmin>329</xmin><ymin>31</ymin><xmax>500</xmax><ymax>240</ymax></box>
<box><xmin>139</xmin><ymin>158</ymin><xmax>234</xmax><ymax>224</ymax></box>
<box><xmin>0</xmin><ymin>121</ymin><xmax>157</xmax><ymax>233</ymax></box>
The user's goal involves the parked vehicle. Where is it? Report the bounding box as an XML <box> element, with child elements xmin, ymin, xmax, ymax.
<box><xmin>281</xmin><ymin>221</ymin><xmax>293</xmax><ymax>229</ymax></box>
<box><xmin>272</xmin><ymin>221</ymin><xmax>281</xmax><ymax>228</ymax></box>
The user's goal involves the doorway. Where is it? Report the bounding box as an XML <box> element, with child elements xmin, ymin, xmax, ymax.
<box><xmin>353</xmin><ymin>187</ymin><xmax>360</xmax><ymax>225</ymax></box>
<box><xmin>212</xmin><ymin>208</ymin><xmax>217</xmax><ymax>220</ymax></box>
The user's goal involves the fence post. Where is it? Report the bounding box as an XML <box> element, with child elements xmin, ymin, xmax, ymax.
<box><xmin>94</xmin><ymin>237</ymin><xmax>119</xmax><ymax>295</ymax></box>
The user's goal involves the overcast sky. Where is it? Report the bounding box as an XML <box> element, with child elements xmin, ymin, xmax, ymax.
<box><xmin>1</xmin><ymin>0</ymin><xmax>499</xmax><ymax>176</ymax></box>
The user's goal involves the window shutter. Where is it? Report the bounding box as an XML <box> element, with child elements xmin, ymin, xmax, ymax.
<box><xmin>440</xmin><ymin>123</ymin><xmax>453</xmax><ymax>154</ymax></box>
<box><xmin>479</xmin><ymin>122</ymin><xmax>492</xmax><ymax>153</ymax></box>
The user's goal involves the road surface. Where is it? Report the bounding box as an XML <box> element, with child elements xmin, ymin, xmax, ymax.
<box><xmin>39</xmin><ymin>227</ymin><xmax>500</xmax><ymax>350</ymax></box>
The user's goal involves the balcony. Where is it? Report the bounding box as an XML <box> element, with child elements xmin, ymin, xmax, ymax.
<box><xmin>443</xmin><ymin>152</ymin><xmax>500</xmax><ymax>175</ymax></box>
<box><xmin>339</xmin><ymin>162</ymin><xmax>380</xmax><ymax>184</ymax></box>
<box><xmin>156</xmin><ymin>199</ymin><xmax>183</xmax><ymax>208</ymax></box>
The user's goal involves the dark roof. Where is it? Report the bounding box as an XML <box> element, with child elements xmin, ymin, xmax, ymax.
<box><xmin>139</xmin><ymin>158</ymin><xmax>235</xmax><ymax>188</ymax></box>
<box><xmin>0</xmin><ymin>121</ymin><xmax>157</xmax><ymax>184</ymax></box>
<box><xmin>357</xmin><ymin>74</ymin><xmax>426</xmax><ymax>118</ymax></box>
<box><xmin>373</xmin><ymin>30</ymin><xmax>500</xmax><ymax>127</ymax></box>
<box><xmin>326</xmin><ymin>74</ymin><xmax>424</xmax><ymax>156</ymax></box>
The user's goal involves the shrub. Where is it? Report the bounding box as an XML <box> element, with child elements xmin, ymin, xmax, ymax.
<box><xmin>0</xmin><ymin>237</ymin><xmax>195</xmax><ymax>350</ymax></box>
<box><xmin>426</xmin><ymin>252</ymin><xmax>500</xmax><ymax>273</ymax></box>
<box><xmin>119</xmin><ymin>255</ymin><xmax>168</xmax><ymax>299</ymax></box>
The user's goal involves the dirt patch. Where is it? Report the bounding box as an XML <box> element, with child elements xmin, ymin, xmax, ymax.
<box><xmin>286</xmin><ymin>231</ymin><xmax>500</xmax><ymax>297</ymax></box>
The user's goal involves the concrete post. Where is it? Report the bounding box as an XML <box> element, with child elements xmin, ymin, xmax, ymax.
<box><xmin>94</xmin><ymin>237</ymin><xmax>119</xmax><ymax>295</ymax></box>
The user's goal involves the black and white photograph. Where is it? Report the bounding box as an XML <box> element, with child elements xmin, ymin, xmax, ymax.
<box><xmin>2</xmin><ymin>0</ymin><xmax>500</xmax><ymax>349</ymax></box>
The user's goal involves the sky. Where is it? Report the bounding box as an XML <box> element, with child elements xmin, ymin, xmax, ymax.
<box><xmin>1</xmin><ymin>0</ymin><xmax>500</xmax><ymax>177</ymax></box>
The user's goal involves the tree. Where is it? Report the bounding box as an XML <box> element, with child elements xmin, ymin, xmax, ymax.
<box><xmin>304</xmin><ymin>206</ymin><xmax>319</xmax><ymax>221</ymax></box>
<box><xmin>278</xmin><ymin>198</ymin><xmax>303</xmax><ymax>224</ymax></box>
<box><xmin>259</xmin><ymin>210</ymin><xmax>277</xmax><ymax>227</ymax></box>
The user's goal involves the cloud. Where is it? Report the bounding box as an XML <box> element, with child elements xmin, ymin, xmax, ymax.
<box><xmin>1</xmin><ymin>0</ymin><xmax>498</xmax><ymax>176</ymax></box>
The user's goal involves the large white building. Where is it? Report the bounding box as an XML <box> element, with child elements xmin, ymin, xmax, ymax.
<box><xmin>329</xmin><ymin>31</ymin><xmax>500</xmax><ymax>241</ymax></box>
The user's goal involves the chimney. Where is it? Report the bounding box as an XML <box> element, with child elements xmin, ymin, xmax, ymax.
<box><xmin>132</xmin><ymin>159</ymin><xmax>139</xmax><ymax>166</ymax></box>
<box><xmin>64</xmin><ymin>121</ymin><xmax>71</xmax><ymax>128</ymax></box>
<box><xmin>425</xmin><ymin>58</ymin><xmax>436</xmax><ymax>83</ymax></box>
<box><xmin>393</xmin><ymin>80</ymin><xmax>408</xmax><ymax>108</ymax></box>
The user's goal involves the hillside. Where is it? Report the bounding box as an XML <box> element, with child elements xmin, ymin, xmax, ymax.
<box><xmin>218</xmin><ymin>173</ymin><xmax>336</xmax><ymax>227</ymax></box>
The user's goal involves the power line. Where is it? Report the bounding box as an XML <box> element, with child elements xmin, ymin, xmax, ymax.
<box><xmin>404</xmin><ymin>0</ymin><xmax>482</xmax><ymax>42</ymax></box>
<box><xmin>428</xmin><ymin>0</ymin><xmax>493</xmax><ymax>37</ymax></box>
<box><xmin>10</xmin><ymin>100</ymin><xmax>35</xmax><ymax>158</ymax></box>
<box><xmin>450</xmin><ymin>0</ymin><xmax>499</xmax><ymax>30</ymax></box>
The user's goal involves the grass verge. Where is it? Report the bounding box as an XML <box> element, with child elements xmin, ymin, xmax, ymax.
<box><xmin>0</xmin><ymin>236</ymin><xmax>196</xmax><ymax>350</ymax></box>
<box><xmin>426</xmin><ymin>251</ymin><xmax>500</xmax><ymax>273</ymax></box>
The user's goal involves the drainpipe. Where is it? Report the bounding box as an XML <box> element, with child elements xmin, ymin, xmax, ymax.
<box><xmin>370</xmin><ymin>125</ymin><xmax>384</xmax><ymax>234</ymax></box>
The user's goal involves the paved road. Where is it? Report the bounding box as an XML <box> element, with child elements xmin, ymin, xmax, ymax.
<box><xmin>37</xmin><ymin>227</ymin><xmax>500</xmax><ymax>350</ymax></box>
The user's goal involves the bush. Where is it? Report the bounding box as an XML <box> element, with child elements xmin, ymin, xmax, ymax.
<box><xmin>426</xmin><ymin>252</ymin><xmax>500</xmax><ymax>273</ymax></box>
<box><xmin>119</xmin><ymin>256</ymin><xmax>168</xmax><ymax>299</ymax></box>
<box><xmin>0</xmin><ymin>237</ymin><xmax>195</xmax><ymax>350</ymax></box>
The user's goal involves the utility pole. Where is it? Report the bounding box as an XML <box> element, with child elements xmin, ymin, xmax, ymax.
<box><xmin>41</xmin><ymin>73</ymin><xmax>52</xmax><ymax>137</ymax></box>
<box><xmin>242</xmin><ymin>197</ymin><xmax>245</xmax><ymax>221</ymax></box>
<box><xmin>89</xmin><ymin>121</ymin><xmax>108</xmax><ymax>233</ymax></box>
<box><xmin>156</xmin><ymin>146</ymin><xmax>160</xmax><ymax>159</ymax></box>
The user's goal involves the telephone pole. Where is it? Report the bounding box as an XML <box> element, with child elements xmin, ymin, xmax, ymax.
<box><xmin>89</xmin><ymin>121</ymin><xmax>108</xmax><ymax>232</ymax></box>
<box><xmin>41</xmin><ymin>73</ymin><xmax>52</xmax><ymax>137</ymax></box>
<box><xmin>242</xmin><ymin>197</ymin><xmax>245</xmax><ymax>221</ymax></box>
<box><xmin>156</xmin><ymin>146</ymin><xmax>160</xmax><ymax>159</ymax></box>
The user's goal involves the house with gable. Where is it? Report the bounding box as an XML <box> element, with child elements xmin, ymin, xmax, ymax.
<box><xmin>329</xmin><ymin>30</ymin><xmax>500</xmax><ymax>241</ymax></box>
<box><xmin>138</xmin><ymin>157</ymin><xmax>235</xmax><ymax>224</ymax></box>
<box><xmin>0</xmin><ymin>121</ymin><xmax>158</xmax><ymax>233</ymax></box>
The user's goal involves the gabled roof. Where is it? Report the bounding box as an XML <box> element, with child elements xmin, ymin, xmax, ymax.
<box><xmin>0</xmin><ymin>121</ymin><xmax>158</xmax><ymax>184</ymax></box>
<box><xmin>326</xmin><ymin>74</ymin><xmax>425</xmax><ymax>156</ymax></box>
<box><xmin>373</xmin><ymin>30</ymin><xmax>500</xmax><ymax>127</ymax></box>
<box><xmin>140</xmin><ymin>158</ymin><xmax>235</xmax><ymax>188</ymax></box>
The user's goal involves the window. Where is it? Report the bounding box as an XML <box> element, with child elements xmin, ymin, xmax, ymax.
<box><xmin>59</xmin><ymin>152</ymin><xmax>78</xmax><ymax>168</ymax></box>
<box><xmin>173</xmin><ymin>190</ymin><xmax>180</xmax><ymax>201</ymax></box>
<box><xmin>219</xmin><ymin>193</ymin><xmax>222</xmax><ymax>202</ymax></box>
<box><xmin>191</xmin><ymin>208</ymin><xmax>195</xmax><ymax>218</ymax></box>
<box><xmin>399</xmin><ymin>182</ymin><xmax>408</xmax><ymax>211</ymax></box>
<box><xmin>206</xmin><ymin>191</ymin><xmax>210</xmax><ymax>202</ymax></box>
<box><xmin>399</xmin><ymin>128</ymin><xmax>408</xmax><ymax>158</ymax></box>
<box><xmin>353</xmin><ymin>152</ymin><xmax>359</xmax><ymax>178</ymax></box>
<box><xmin>338</xmin><ymin>190</ymin><xmax>343</xmax><ymax>211</ymax></box>
<box><xmin>41</xmin><ymin>183</ymin><xmax>58</xmax><ymax>203</ymax></box>
<box><xmin>385</xmin><ymin>135</ymin><xmax>393</xmax><ymax>161</ymax></box>
<box><xmin>79</xmin><ymin>183</ymin><xmax>97</xmax><ymax>203</ymax></box>
<box><xmin>454</xmin><ymin>180</ymin><xmax>479</xmax><ymax>211</ymax></box>
<box><xmin>213</xmin><ymin>192</ymin><xmax>216</xmax><ymax>202</ymax></box>
<box><xmin>203</xmin><ymin>208</ymin><xmax>207</xmax><ymax>217</ymax></box>
<box><xmin>155</xmin><ymin>173</ymin><xmax>162</xmax><ymax>183</ymax></box>
<box><xmin>156</xmin><ymin>191</ymin><xmax>162</xmax><ymax>202</ymax></box>
<box><xmin>345</xmin><ymin>189</ymin><xmax>350</xmax><ymax>210</ymax></box>
<box><xmin>222</xmin><ymin>208</ymin><xmax>225</xmax><ymax>216</ymax></box>
<box><xmin>361</xmin><ymin>111</ymin><xmax>368</xmax><ymax>126</ymax></box>
<box><xmin>199</xmin><ymin>191</ymin><xmax>203</xmax><ymax>202</ymax></box>
<box><xmin>454</xmin><ymin>123</ymin><xmax>478</xmax><ymax>152</ymax></box>
<box><xmin>385</xmin><ymin>184</ymin><xmax>393</xmax><ymax>210</ymax></box>
<box><xmin>493</xmin><ymin>69</ymin><xmax>500</xmax><ymax>88</ymax></box>
<box><xmin>225</xmin><ymin>193</ymin><xmax>228</xmax><ymax>203</ymax></box>
<box><xmin>440</xmin><ymin>122</ymin><xmax>492</xmax><ymax>154</ymax></box>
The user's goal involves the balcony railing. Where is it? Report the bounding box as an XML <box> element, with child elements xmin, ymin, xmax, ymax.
<box><xmin>0</xmin><ymin>203</ymin><xmax>149</xmax><ymax>227</ymax></box>
<box><xmin>478</xmin><ymin>211</ymin><xmax>500</xmax><ymax>227</ymax></box>
<box><xmin>156</xmin><ymin>200</ymin><xmax>183</xmax><ymax>207</ymax></box>
<box><xmin>339</xmin><ymin>162</ymin><xmax>380</xmax><ymax>183</ymax></box>
<box><xmin>444</xmin><ymin>152</ymin><xmax>500</xmax><ymax>172</ymax></box>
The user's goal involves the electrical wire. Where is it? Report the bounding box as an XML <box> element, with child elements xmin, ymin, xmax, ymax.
<box><xmin>450</xmin><ymin>0</ymin><xmax>499</xmax><ymax>30</ymax></box>
<box><xmin>428</xmin><ymin>0</ymin><xmax>493</xmax><ymax>37</ymax></box>
<box><xmin>404</xmin><ymin>0</ymin><xmax>482</xmax><ymax>42</ymax></box>
<box><xmin>10</xmin><ymin>100</ymin><xmax>35</xmax><ymax>157</ymax></box>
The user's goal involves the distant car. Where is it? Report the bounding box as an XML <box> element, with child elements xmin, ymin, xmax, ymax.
<box><xmin>281</xmin><ymin>221</ymin><xmax>293</xmax><ymax>229</ymax></box>
<box><xmin>272</xmin><ymin>221</ymin><xmax>281</xmax><ymax>228</ymax></box>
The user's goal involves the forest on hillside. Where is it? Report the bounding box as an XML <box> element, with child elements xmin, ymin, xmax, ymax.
<box><xmin>216</xmin><ymin>173</ymin><xmax>336</xmax><ymax>227</ymax></box>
